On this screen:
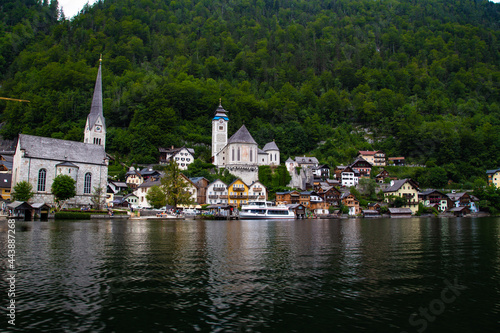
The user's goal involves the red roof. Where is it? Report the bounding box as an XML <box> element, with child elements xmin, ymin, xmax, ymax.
<box><xmin>358</xmin><ymin>150</ymin><xmax>378</xmax><ymax>156</ymax></box>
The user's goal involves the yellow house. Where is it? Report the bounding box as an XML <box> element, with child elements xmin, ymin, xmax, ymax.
<box><xmin>486</xmin><ymin>169</ymin><xmax>500</xmax><ymax>188</ymax></box>
<box><xmin>383</xmin><ymin>178</ymin><xmax>420</xmax><ymax>213</ymax></box>
<box><xmin>0</xmin><ymin>173</ymin><xmax>11</xmax><ymax>200</ymax></box>
<box><xmin>228</xmin><ymin>179</ymin><xmax>249</xmax><ymax>208</ymax></box>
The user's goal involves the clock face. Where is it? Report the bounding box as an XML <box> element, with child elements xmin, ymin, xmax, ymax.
<box><xmin>96</xmin><ymin>126</ymin><xmax>101</xmax><ymax>132</ymax></box>
<box><xmin>219</xmin><ymin>119</ymin><xmax>224</xmax><ymax>123</ymax></box>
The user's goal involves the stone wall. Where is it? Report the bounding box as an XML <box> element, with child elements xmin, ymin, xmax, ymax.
<box><xmin>13</xmin><ymin>155</ymin><xmax>108</xmax><ymax>207</ymax></box>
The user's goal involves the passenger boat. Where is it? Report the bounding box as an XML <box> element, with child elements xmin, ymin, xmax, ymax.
<box><xmin>239</xmin><ymin>201</ymin><xmax>296</xmax><ymax>219</ymax></box>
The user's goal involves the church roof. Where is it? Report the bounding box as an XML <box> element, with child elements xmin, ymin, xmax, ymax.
<box><xmin>213</xmin><ymin>100</ymin><xmax>228</xmax><ymax>120</ymax></box>
<box><xmin>86</xmin><ymin>60</ymin><xmax>106</xmax><ymax>130</ymax></box>
<box><xmin>263</xmin><ymin>141</ymin><xmax>279</xmax><ymax>151</ymax></box>
<box><xmin>18</xmin><ymin>134</ymin><xmax>107</xmax><ymax>165</ymax></box>
<box><xmin>228</xmin><ymin>125</ymin><xmax>257</xmax><ymax>145</ymax></box>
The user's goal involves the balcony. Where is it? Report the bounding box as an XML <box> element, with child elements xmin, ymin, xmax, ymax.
<box><xmin>258</xmin><ymin>195</ymin><xmax>266</xmax><ymax>200</ymax></box>
<box><xmin>219</xmin><ymin>195</ymin><xmax>228</xmax><ymax>199</ymax></box>
<box><xmin>213</xmin><ymin>187</ymin><xmax>225</xmax><ymax>192</ymax></box>
<box><xmin>232</xmin><ymin>187</ymin><xmax>245</xmax><ymax>192</ymax></box>
<box><xmin>230</xmin><ymin>194</ymin><xmax>248</xmax><ymax>199</ymax></box>
<box><xmin>253</xmin><ymin>188</ymin><xmax>262</xmax><ymax>192</ymax></box>
<box><xmin>248</xmin><ymin>195</ymin><xmax>259</xmax><ymax>200</ymax></box>
<box><xmin>209</xmin><ymin>195</ymin><xmax>219</xmax><ymax>199</ymax></box>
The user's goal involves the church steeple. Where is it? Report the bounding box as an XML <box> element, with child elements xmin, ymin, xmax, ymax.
<box><xmin>211</xmin><ymin>99</ymin><xmax>228</xmax><ymax>166</ymax></box>
<box><xmin>84</xmin><ymin>56</ymin><xmax>106</xmax><ymax>149</ymax></box>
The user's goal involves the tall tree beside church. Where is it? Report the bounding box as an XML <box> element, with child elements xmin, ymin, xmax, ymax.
<box><xmin>161</xmin><ymin>162</ymin><xmax>194</xmax><ymax>208</ymax></box>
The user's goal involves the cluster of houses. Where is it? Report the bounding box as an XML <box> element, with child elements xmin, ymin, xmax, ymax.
<box><xmin>107</xmin><ymin>165</ymin><xmax>269</xmax><ymax>210</ymax></box>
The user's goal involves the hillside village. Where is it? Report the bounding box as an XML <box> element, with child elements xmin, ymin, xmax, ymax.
<box><xmin>0</xmin><ymin>61</ymin><xmax>498</xmax><ymax>219</ymax></box>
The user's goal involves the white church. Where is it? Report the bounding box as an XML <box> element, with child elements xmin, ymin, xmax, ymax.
<box><xmin>11</xmin><ymin>58</ymin><xmax>108</xmax><ymax>206</ymax></box>
<box><xmin>211</xmin><ymin>101</ymin><xmax>280</xmax><ymax>184</ymax></box>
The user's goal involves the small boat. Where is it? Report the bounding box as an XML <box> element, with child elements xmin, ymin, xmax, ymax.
<box><xmin>239</xmin><ymin>201</ymin><xmax>295</xmax><ymax>219</ymax></box>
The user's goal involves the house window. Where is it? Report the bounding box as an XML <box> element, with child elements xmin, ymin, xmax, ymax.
<box><xmin>232</xmin><ymin>148</ymin><xmax>235</xmax><ymax>161</ymax></box>
<box><xmin>250</xmin><ymin>149</ymin><xmax>253</xmax><ymax>162</ymax></box>
<box><xmin>84</xmin><ymin>173</ymin><xmax>92</xmax><ymax>194</ymax></box>
<box><xmin>237</xmin><ymin>147</ymin><xmax>240</xmax><ymax>161</ymax></box>
<box><xmin>38</xmin><ymin>169</ymin><xmax>46</xmax><ymax>192</ymax></box>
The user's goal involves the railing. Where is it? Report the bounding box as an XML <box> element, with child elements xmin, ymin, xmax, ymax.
<box><xmin>230</xmin><ymin>194</ymin><xmax>248</xmax><ymax>199</ymax></box>
<box><xmin>252</xmin><ymin>188</ymin><xmax>262</xmax><ymax>192</ymax></box>
<box><xmin>213</xmin><ymin>187</ymin><xmax>225</xmax><ymax>192</ymax></box>
<box><xmin>232</xmin><ymin>187</ymin><xmax>245</xmax><ymax>192</ymax></box>
<box><xmin>248</xmin><ymin>195</ymin><xmax>258</xmax><ymax>200</ymax></box>
<box><xmin>258</xmin><ymin>195</ymin><xmax>266</xmax><ymax>200</ymax></box>
<box><xmin>208</xmin><ymin>195</ymin><xmax>218</xmax><ymax>199</ymax></box>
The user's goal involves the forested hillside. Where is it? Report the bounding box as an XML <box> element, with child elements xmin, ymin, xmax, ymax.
<box><xmin>0</xmin><ymin>0</ymin><xmax>499</xmax><ymax>185</ymax></box>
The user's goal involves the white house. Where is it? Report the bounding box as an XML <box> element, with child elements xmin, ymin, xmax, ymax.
<box><xmin>248</xmin><ymin>181</ymin><xmax>267</xmax><ymax>202</ymax></box>
<box><xmin>206</xmin><ymin>179</ymin><xmax>228</xmax><ymax>205</ymax></box>
<box><xmin>159</xmin><ymin>146</ymin><xmax>195</xmax><ymax>170</ymax></box>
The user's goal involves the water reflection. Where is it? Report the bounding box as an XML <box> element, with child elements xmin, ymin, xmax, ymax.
<box><xmin>0</xmin><ymin>217</ymin><xmax>498</xmax><ymax>332</ymax></box>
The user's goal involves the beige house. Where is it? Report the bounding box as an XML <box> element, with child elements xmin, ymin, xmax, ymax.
<box><xmin>383</xmin><ymin>179</ymin><xmax>420</xmax><ymax>213</ymax></box>
<box><xmin>358</xmin><ymin>150</ymin><xmax>386</xmax><ymax>166</ymax></box>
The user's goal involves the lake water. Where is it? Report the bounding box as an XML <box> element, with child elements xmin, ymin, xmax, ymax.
<box><xmin>1</xmin><ymin>217</ymin><xmax>499</xmax><ymax>332</ymax></box>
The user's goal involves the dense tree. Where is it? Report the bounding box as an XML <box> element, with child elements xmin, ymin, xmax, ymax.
<box><xmin>145</xmin><ymin>185</ymin><xmax>167</xmax><ymax>209</ymax></box>
<box><xmin>51</xmin><ymin>174</ymin><xmax>76</xmax><ymax>209</ymax></box>
<box><xmin>161</xmin><ymin>162</ymin><xmax>194</xmax><ymax>208</ymax></box>
<box><xmin>11</xmin><ymin>180</ymin><xmax>34</xmax><ymax>201</ymax></box>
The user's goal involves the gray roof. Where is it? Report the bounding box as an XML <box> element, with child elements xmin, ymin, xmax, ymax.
<box><xmin>295</xmin><ymin>156</ymin><xmax>319</xmax><ymax>164</ymax></box>
<box><xmin>138</xmin><ymin>178</ymin><xmax>162</xmax><ymax>188</ymax></box>
<box><xmin>56</xmin><ymin>161</ymin><xmax>79</xmax><ymax>168</ymax></box>
<box><xmin>286</xmin><ymin>157</ymin><xmax>294</xmax><ymax>163</ymax></box>
<box><xmin>263</xmin><ymin>141</ymin><xmax>279</xmax><ymax>151</ymax></box>
<box><xmin>486</xmin><ymin>168</ymin><xmax>500</xmax><ymax>175</ymax></box>
<box><xmin>388</xmin><ymin>208</ymin><xmax>412</xmax><ymax>214</ymax></box>
<box><xmin>86</xmin><ymin>61</ymin><xmax>106</xmax><ymax>131</ymax></box>
<box><xmin>258</xmin><ymin>148</ymin><xmax>267</xmax><ymax>155</ymax></box>
<box><xmin>18</xmin><ymin>134</ymin><xmax>107</xmax><ymax>165</ymax></box>
<box><xmin>384</xmin><ymin>179</ymin><xmax>419</xmax><ymax>192</ymax></box>
<box><xmin>228</xmin><ymin>125</ymin><xmax>257</xmax><ymax>144</ymax></box>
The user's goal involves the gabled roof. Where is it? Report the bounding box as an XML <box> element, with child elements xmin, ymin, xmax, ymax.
<box><xmin>86</xmin><ymin>60</ymin><xmax>106</xmax><ymax>131</ymax></box>
<box><xmin>295</xmin><ymin>156</ymin><xmax>319</xmax><ymax>164</ymax></box>
<box><xmin>419</xmin><ymin>189</ymin><xmax>447</xmax><ymax>197</ymax></box>
<box><xmin>138</xmin><ymin>178</ymin><xmax>161</xmax><ymax>188</ymax></box>
<box><xmin>228</xmin><ymin>125</ymin><xmax>257</xmax><ymax>144</ymax></box>
<box><xmin>258</xmin><ymin>148</ymin><xmax>267</xmax><ymax>154</ymax></box>
<box><xmin>285</xmin><ymin>157</ymin><xmax>294</xmax><ymax>163</ymax></box>
<box><xmin>207</xmin><ymin>179</ymin><xmax>228</xmax><ymax>187</ymax></box>
<box><xmin>18</xmin><ymin>134</ymin><xmax>106</xmax><ymax>165</ymax></box>
<box><xmin>358</xmin><ymin>150</ymin><xmax>381</xmax><ymax>156</ymax></box>
<box><xmin>263</xmin><ymin>141</ymin><xmax>279</xmax><ymax>151</ymax></box>
<box><xmin>486</xmin><ymin>168</ymin><xmax>500</xmax><ymax>175</ymax></box>
<box><xmin>56</xmin><ymin>161</ymin><xmax>79</xmax><ymax>168</ymax></box>
<box><xmin>350</xmin><ymin>157</ymin><xmax>372</xmax><ymax>168</ymax></box>
<box><xmin>384</xmin><ymin>179</ymin><xmax>419</xmax><ymax>193</ymax></box>
<box><xmin>159</xmin><ymin>146</ymin><xmax>195</xmax><ymax>155</ymax></box>
<box><xmin>228</xmin><ymin>178</ymin><xmax>248</xmax><ymax>187</ymax></box>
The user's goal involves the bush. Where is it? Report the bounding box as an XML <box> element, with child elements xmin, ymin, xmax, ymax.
<box><xmin>55</xmin><ymin>212</ymin><xmax>92</xmax><ymax>220</ymax></box>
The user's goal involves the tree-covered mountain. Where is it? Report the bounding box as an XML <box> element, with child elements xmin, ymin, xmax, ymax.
<box><xmin>0</xmin><ymin>0</ymin><xmax>499</xmax><ymax>185</ymax></box>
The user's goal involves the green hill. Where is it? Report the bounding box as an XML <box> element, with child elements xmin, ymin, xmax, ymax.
<box><xmin>0</xmin><ymin>0</ymin><xmax>499</xmax><ymax>185</ymax></box>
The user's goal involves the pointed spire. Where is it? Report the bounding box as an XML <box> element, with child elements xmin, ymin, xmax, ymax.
<box><xmin>87</xmin><ymin>57</ymin><xmax>105</xmax><ymax>130</ymax></box>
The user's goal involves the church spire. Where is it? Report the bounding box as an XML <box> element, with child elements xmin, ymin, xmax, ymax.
<box><xmin>84</xmin><ymin>57</ymin><xmax>106</xmax><ymax>148</ymax></box>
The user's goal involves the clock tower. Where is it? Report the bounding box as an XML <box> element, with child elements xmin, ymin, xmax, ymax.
<box><xmin>84</xmin><ymin>56</ymin><xmax>106</xmax><ymax>149</ymax></box>
<box><xmin>211</xmin><ymin>99</ymin><xmax>228</xmax><ymax>166</ymax></box>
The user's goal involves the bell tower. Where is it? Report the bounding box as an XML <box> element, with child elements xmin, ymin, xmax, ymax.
<box><xmin>84</xmin><ymin>55</ymin><xmax>106</xmax><ymax>149</ymax></box>
<box><xmin>211</xmin><ymin>99</ymin><xmax>228</xmax><ymax>166</ymax></box>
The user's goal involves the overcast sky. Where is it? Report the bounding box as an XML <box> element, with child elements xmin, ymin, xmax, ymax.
<box><xmin>59</xmin><ymin>0</ymin><xmax>99</xmax><ymax>18</ymax></box>
<box><xmin>59</xmin><ymin>0</ymin><xmax>500</xmax><ymax>19</ymax></box>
